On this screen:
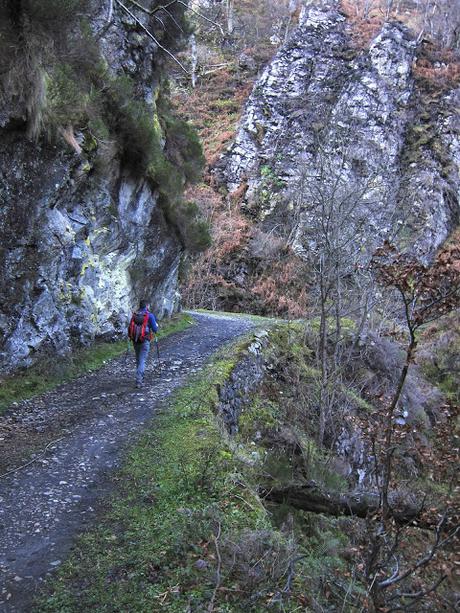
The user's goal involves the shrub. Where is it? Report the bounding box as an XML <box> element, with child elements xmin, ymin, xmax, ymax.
<box><xmin>102</xmin><ymin>75</ymin><xmax>161</xmax><ymax>174</ymax></box>
<box><xmin>147</xmin><ymin>0</ymin><xmax>192</xmax><ymax>51</ymax></box>
<box><xmin>161</xmin><ymin>198</ymin><xmax>211</xmax><ymax>254</ymax></box>
<box><xmin>149</xmin><ymin>155</ymin><xmax>184</xmax><ymax>201</ymax></box>
<box><xmin>26</xmin><ymin>0</ymin><xmax>87</xmax><ymax>24</ymax></box>
<box><xmin>163</xmin><ymin>114</ymin><xmax>205</xmax><ymax>183</ymax></box>
<box><xmin>419</xmin><ymin>311</ymin><xmax>460</xmax><ymax>404</ymax></box>
<box><xmin>45</xmin><ymin>64</ymin><xmax>91</xmax><ymax>129</ymax></box>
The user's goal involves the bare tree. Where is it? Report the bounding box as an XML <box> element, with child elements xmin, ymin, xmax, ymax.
<box><xmin>190</xmin><ymin>32</ymin><xmax>198</xmax><ymax>87</ymax></box>
<box><xmin>288</xmin><ymin>141</ymin><xmax>386</xmax><ymax>446</ymax></box>
<box><xmin>360</xmin><ymin>239</ymin><xmax>460</xmax><ymax>611</ymax></box>
<box><xmin>371</xmin><ymin>240</ymin><xmax>460</xmax><ymax>521</ymax></box>
<box><xmin>225</xmin><ymin>0</ymin><xmax>234</xmax><ymax>35</ymax></box>
<box><xmin>416</xmin><ymin>0</ymin><xmax>460</xmax><ymax>48</ymax></box>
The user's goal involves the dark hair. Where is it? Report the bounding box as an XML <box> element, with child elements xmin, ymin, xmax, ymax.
<box><xmin>139</xmin><ymin>299</ymin><xmax>149</xmax><ymax>309</ymax></box>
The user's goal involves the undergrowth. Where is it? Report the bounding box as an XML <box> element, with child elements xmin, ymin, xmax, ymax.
<box><xmin>0</xmin><ymin>314</ymin><xmax>193</xmax><ymax>414</ymax></box>
<box><xmin>36</xmin><ymin>330</ymin><xmax>352</xmax><ymax>612</ymax></box>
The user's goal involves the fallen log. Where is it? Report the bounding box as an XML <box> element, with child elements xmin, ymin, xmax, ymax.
<box><xmin>260</xmin><ymin>484</ymin><xmax>435</xmax><ymax>528</ymax></box>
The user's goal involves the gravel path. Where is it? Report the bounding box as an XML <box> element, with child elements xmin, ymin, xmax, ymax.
<box><xmin>0</xmin><ymin>312</ymin><xmax>254</xmax><ymax>612</ymax></box>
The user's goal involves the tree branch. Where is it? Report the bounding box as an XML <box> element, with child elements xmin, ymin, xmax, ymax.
<box><xmin>207</xmin><ymin>522</ymin><xmax>222</xmax><ymax>612</ymax></box>
<box><xmin>126</xmin><ymin>0</ymin><xmax>225</xmax><ymax>35</ymax></box>
<box><xmin>115</xmin><ymin>0</ymin><xmax>190</xmax><ymax>74</ymax></box>
<box><xmin>378</xmin><ymin>514</ymin><xmax>458</xmax><ymax>588</ymax></box>
<box><xmin>107</xmin><ymin>0</ymin><xmax>114</xmax><ymax>22</ymax></box>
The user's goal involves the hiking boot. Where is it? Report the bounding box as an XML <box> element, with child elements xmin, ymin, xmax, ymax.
<box><xmin>136</xmin><ymin>380</ymin><xmax>143</xmax><ymax>389</ymax></box>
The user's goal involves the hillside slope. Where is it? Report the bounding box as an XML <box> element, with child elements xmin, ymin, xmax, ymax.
<box><xmin>183</xmin><ymin>0</ymin><xmax>460</xmax><ymax>316</ymax></box>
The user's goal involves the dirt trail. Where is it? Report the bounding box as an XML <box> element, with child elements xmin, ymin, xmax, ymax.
<box><xmin>0</xmin><ymin>312</ymin><xmax>254</xmax><ymax>612</ymax></box>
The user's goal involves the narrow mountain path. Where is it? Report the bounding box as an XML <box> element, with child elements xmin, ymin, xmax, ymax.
<box><xmin>0</xmin><ymin>312</ymin><xmax>255</xmax><ymax>612</ymax></box>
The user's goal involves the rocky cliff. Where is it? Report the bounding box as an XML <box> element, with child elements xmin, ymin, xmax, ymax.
<box><xmin>221</xmin><ymin>0</ymin><xmax>460</xmax><ymax>262</ymax></box>
<box><xmin>0</xmin><ymin>1</ymin><xmax>195</xmax><ymax>372</ymax></box>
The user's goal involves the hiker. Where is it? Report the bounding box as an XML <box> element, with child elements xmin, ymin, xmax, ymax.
<box><xmin>128</xmin><ymin>299</ymin><xmax>159</xmax><ymax>388</ymax></box>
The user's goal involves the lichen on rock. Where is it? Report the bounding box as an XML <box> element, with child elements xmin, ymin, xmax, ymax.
<box><xmin>0</xmin><ymin>1</ymin><xmax>197</xmax><ymax>372</ymax></box>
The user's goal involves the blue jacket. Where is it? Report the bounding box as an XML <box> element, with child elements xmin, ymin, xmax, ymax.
<box><xmin>138</xmin><ymin>308</ymin><xmax>159</xmax><ymax>337</ymax></box>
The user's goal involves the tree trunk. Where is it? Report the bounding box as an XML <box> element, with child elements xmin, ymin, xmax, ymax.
<box><xmin>226</xmin><ymin>0</ymin><xmax>234</xmax><ymax>35</ymax></box>
<box><xmin>381</xmin><ymin>322</ymin><xmax>417</xmax><ymax>521</ymax></box>
<box><xmin>262</xmin><ymin>484</ymin><xmax>433</xmax><ymax>527</ymax></box>
<box><xmin>318</xmin><ymin>255</ymin><xmax>328</xmax><ymax>447</ymax></box>
<box><xmin>190</xmin><ymin>33</ymin><xmax>198</xmax><ymax>88</ymax></box>
<box><xmin>107</xmin><ymin>0</ymin><xmax>114</xmax><ymax>23</ymax></box>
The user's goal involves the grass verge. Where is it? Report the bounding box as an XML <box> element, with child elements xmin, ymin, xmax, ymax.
<box><xmin>0</xmin><ymin>313</ymin><xmax>194</xmax><ymax>414</ymax></box>
<box><xmin>35</xmin><ymin>335</ymin><xmax>313</xmax><ymax>612</ymax></box>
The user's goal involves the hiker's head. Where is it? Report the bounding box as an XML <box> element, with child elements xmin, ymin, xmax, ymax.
<box><xmin>139</xmin><ymin>299</ymin><xmax>149</xmax><ymax>310</ymax></box>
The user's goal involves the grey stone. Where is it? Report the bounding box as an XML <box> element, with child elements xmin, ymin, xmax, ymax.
<box><xmin>219</xmin><ymin>3</ymin><xmax>459</xmax><ymax>263</ymax></box>
<box><xmin>0</xmin><ymin>4</ymin><xmax>183</xmax><ymax>373</ymax></box>
<box><xmin>217</xmin><ymin>330</ymin><xmax>269</xmax><ymax>432</ymax></box>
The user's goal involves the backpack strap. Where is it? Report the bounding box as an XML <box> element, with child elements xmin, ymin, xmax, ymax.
<box><xmin>128</xmin><ymin>312</ymin><xmax>136</xmax><ymax>340</ymax></box>
<box><xmin>140</xmin><ymin>311</ymin><xmax>149</xmax><ymax>341</ymax></box>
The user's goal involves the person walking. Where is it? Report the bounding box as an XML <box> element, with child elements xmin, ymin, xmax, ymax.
<box><xmin>128</xmin><ymin>299</ymin><xmax>159</xmax><ymax>388</ymax></box>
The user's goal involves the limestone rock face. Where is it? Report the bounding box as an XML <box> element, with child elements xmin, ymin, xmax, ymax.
<box><xmin>221</xmin><ymin>1</ymin><xmax>459</xmax><ymax>261</ymax></box>
<box><xmin>0</xmin><ymin>3</ymin><xmax>182</xmax><ymax>372</ymax></box>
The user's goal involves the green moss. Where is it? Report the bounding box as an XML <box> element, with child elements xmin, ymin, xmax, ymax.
<box><xmin>210</xmin><ymin>98</ymin><xmax>240</xmax><ymax>110</ymax></box>
<box><xmin>37</xmin><ymin>337</ymin><xmax>300</xmax><ymax>612</ymax></box>
<box><xmin>345</xmin><ymin>388</ymin><xmax>374</xmax><ymax>413</ymax></box>
<box><xmin>307</xmin><ymin>316</ymin><xmax>356</xmax><ymax>335</ymax></box>
<box><xmin>239</xmin><ymin>395</ymin><xmax>280</xmax><ymax>439</ymax></box>
<box><xmin>0</xmin><ymin>314</ymin><xmax>193</xmax><ymax>415</ymax></box>
<box><xmin>255</xmin><ymin>165</ymin><xmax>287</xmax><ymax>209</ymax></box>
<box><xmin>411</xmin><ymin>478</ymin><xmax>452</xmax><ymax>497</ymax></box>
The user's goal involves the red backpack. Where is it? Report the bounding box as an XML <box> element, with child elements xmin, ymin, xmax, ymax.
<box><xmin>128</xmin><ymin>310</ymin><xmax>150</xmax><ymax>343</ymax></box>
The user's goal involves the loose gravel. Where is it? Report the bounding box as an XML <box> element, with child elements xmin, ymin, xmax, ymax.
<box><xmin>0</xmin><ymin>312</ymin><xmax>254</xmax><ymax>612</ymax></box>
